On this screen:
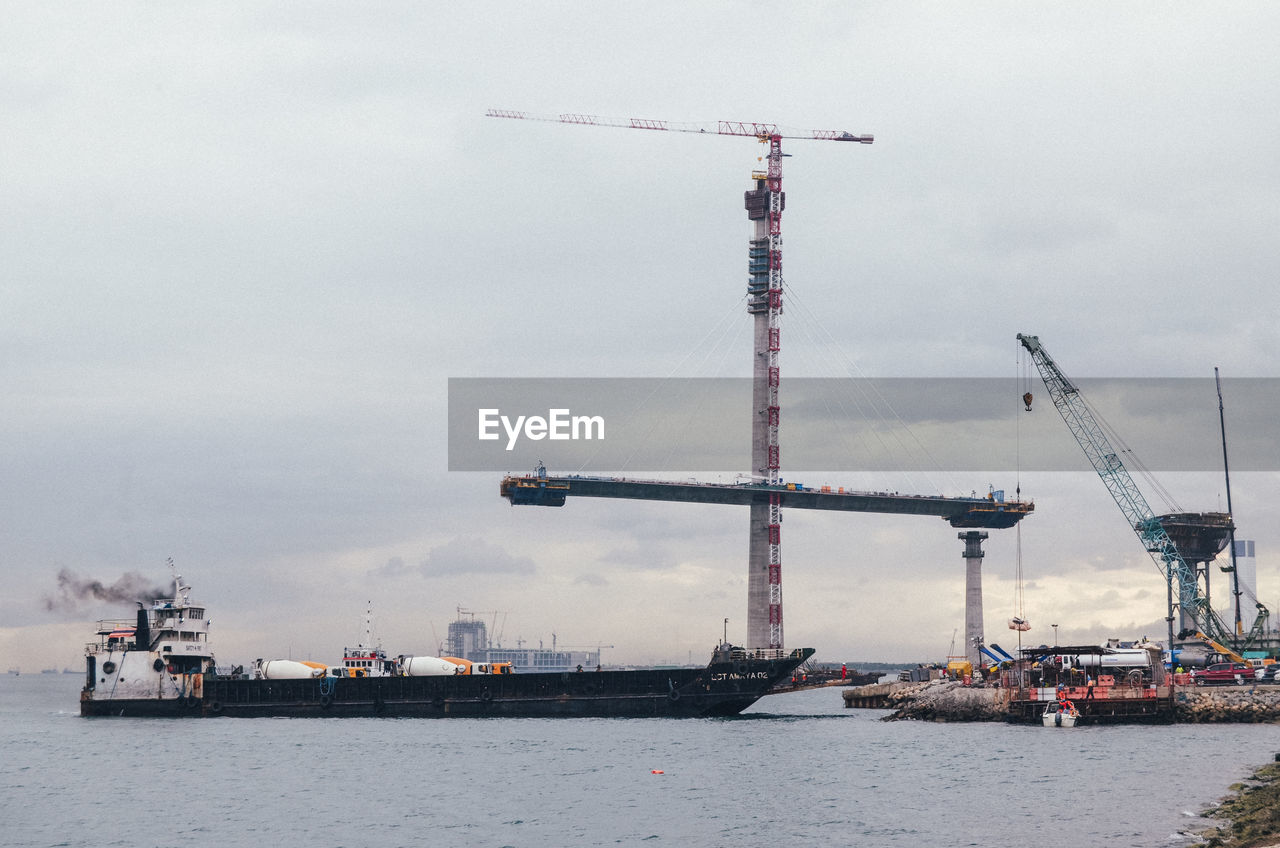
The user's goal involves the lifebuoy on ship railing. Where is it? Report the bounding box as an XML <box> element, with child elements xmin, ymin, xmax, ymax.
<box><xmin>101</xmin><ymin>661</ymin><xmax>116</xmax><ymax>675</ymax></box>
<box><xmin>480</xmin><ymin>688</ymin><xmax>493</xmax><ymax>702</ymax></box>
<box><xmin>668</xmin><ymin>689</ymin><xmax>681</xmax><ymax>702</ymax></box>
<box><xmin>319</xmin><ymin>694</ymin><xmax>333</xmax><ymax>709</ymax></box>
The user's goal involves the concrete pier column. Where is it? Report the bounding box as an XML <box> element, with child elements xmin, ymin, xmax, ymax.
<box><xmin>959</xmin><ymin>531</ymin><xmax>988</xmax><ymax>669</ymax></box>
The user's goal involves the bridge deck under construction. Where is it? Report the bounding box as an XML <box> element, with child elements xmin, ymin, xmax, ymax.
<box><xmin>500</xmin><ymin>474</ymin><xmax>1033</xmax><ymax>529</ymax></box>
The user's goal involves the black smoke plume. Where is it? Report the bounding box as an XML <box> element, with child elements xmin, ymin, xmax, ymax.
<box><xmin>44</xmin><ymin>569</ymin><xmax>170</xmax><ymax>613</ymax></box>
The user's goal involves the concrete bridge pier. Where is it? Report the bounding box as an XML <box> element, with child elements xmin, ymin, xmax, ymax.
<box><xmin>960</xmin><ymin>531</ymin><xmax>988</xmax><ymax>669</ymax></box>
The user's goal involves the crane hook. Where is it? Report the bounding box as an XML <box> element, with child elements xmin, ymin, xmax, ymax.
<box><xmin>1022</xmin><ymin>392</ymin><xmax>1034</xmax><ymax>412</ymax></box>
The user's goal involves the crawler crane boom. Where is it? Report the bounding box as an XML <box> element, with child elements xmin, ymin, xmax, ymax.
<box><xmin>1017</xmin><ymin>333</ymin><xmax>1238</xmax><ymax>648</ymax></box>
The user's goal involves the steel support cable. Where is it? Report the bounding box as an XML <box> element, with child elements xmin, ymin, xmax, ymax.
<box><xmin>1015</xmin><ymin>345</ymin><xmax>1022</xmax><ymax>500</ymax></box>
<box><xmin>1066</xmin><ymin>388</ymin><xmax>1203</xmax><ymax>626</ymax></box>
<box><xmin>580</xmin><ymin>294</ymin><xmax>748</xmax><ymax>475</ymax></box>
<box><xmin>1013</xmin><ymin>522</ymin><xmax>1026</xmax><ymax>621</ymax></box>
<box><xmin>771</xmin><ymin>306</ymin><xmax>888</xmax><ymax>486</ymax></box>
<box><xmin>784</xmin><ymin>292</ymin><xmax>952</xmax><ymax>497</ymax></box>
<box><xmin>1080</xmin><ymin>387</ymin><xmax>1177</xmax><ymax>508</ymax></box>
<box><xmin>774</xmin><ymin>293</ymin><xmax>914</xmax><ymax>487</ymax></box>
<box><xmin>652</xmin><ymin>299</ymin><xmax>749</xmax><ymax>474</ymax></box>
<box><xmin>782</xmin><ymin>283</ymin><xmax>958</xmax><ymax>496</ymax></box>
<box><xmin>1079</xmin><ymin>391</ymin><xmax>1182</xmax><ymax>512</ymax></box>
<box><xmin>1013</xmin><ymin>344</ymin><xmax>1029</xmax><ymax>623</ymax></box>
<box><xmin>570</xmin><ymin>295</ymin><xmax>745</xmax><ymax>474</ymax></box>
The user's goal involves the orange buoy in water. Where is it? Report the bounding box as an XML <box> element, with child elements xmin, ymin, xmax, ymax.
<box><xmin>651</xmin><ymin>769</ymin><xmax>664</xmax><ymax>775</ymax></box>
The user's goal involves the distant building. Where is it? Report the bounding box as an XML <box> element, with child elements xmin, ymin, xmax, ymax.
<box><xmin>447</xmin><ymin>610</ymin><xmax>599</xmax><ymax>673</ymax></box>
<box><xmin>1231</xmin><ymin>539</ymin><xmax>1260</xmax><ymax>629</ymax></box>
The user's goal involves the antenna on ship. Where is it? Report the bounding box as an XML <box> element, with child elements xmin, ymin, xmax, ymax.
<box><xmin>165</xmin><ymin>556</ymin><xmax>190</xmax><ymax>603</ymax></box>
<box><xmin>363</xmin><ymin>600</ymin><xmax>379</xmax><ymax>649</ymax></box>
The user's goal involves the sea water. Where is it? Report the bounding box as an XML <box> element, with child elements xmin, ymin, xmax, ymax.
<box><xmin>2</xmin><ymin>673</ymin><xmax>1277</xmax><ymax>848</ymax></box>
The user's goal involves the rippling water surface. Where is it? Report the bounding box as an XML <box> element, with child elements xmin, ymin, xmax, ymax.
<box><xmin>3</xmin><ymin>674</ymin><xmax>1278</xmax><ymax>847</ymax></box>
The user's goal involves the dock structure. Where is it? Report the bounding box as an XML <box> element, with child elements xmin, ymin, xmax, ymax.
<box><xmin>841</xmin><ymin>682</ymin><xmax>902</xmax><ymax>709</ymax></box>
<box><xmin>1002</xmin><ymin>683</ymin><xmax>1176</xmax><ymax>724</ymax></box>
<box><xmin>1002</xmin><ymin>643</ymin><xmax>1176</xmax><ymax>723</ymax></box>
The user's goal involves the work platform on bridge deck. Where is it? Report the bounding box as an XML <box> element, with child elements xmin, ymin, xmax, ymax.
<box><xmin>499</xmin><ymin>474</ymin><xmax>1033</xmax><ymax>530</ymax></box>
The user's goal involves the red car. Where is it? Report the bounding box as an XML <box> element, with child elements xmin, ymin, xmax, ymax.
<box><xmin>1191</xmin><ymin>662</ymin><xmax>1254</xmax><ymax>686</ymax></box>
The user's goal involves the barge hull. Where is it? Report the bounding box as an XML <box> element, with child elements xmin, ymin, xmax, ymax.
<box><xmin>81</xmin><ymin>650</ymin><xmax>813</xmax><ymax>719</ymax></box>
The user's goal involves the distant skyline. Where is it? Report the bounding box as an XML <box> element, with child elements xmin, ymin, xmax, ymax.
<box><xmin>3</xmin><ymin>4</ymin><xmax>1278</xmax><ymax>671</ymax></box>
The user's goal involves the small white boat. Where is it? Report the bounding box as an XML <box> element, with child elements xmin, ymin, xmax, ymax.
<box><xmin>1042</xmin><ymin>700</ymin><xmax>1079</xmax><ymax>727</ymax></box>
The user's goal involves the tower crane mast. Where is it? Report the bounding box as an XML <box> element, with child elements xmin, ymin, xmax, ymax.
<box><xmin>487</xmin><ymin>108</ymin><xmax>872</xmax><ymax>653</ymax></box>
<box><xmin>1017</xmin><ymin>334</ymin><xmax>1238</xmax><ymax>649</ymax></box>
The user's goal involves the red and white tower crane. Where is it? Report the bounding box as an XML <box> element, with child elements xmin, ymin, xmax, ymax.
<box><xmin>487</xmin><ymin>109</ymin><xmax>873</xmax><ymax>653</ymax></box>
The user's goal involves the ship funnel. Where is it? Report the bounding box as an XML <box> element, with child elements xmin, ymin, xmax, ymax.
<box><xmin>135</xmin><ymin>605</ymin><xmax>151</xmax><ymax>651</ymax></box>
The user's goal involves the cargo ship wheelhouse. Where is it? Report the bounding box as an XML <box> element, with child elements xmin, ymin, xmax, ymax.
<box><xmin>82</xmin><ymin>566</ymin><xmax>214</xmax><ymax>716</ymax></box>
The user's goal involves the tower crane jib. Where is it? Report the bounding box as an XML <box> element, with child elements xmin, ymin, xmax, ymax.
<box><xmin>485</xmin><ymin>109</ymin><xmax>874</xmax><ymax>144</ymax></box>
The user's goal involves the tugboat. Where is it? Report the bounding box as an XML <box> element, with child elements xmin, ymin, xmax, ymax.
<box><xmin>82</xmin><ymin>570</ymin><xmax>814</xmax><ymax>718</ymax></box>
<box><xmin>81</xmin><ymin>564</ymin><xmax>212</xmax><ymax>716</ymax></box>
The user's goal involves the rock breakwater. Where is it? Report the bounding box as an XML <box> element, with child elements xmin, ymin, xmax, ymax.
<box><xmin>874</xmin><ymin>680</ymin><xmax>1005</xmax><ymax>722</ymax></box>
<box><xmin>1176</xmin><ymin>688</ymin><xmax>1280</xmax><ymax>723</ymax></box>
<box><xmin>844</xmin><ymin>681</ymin><xmax>1280</xmax><ymax>723</ymax></box>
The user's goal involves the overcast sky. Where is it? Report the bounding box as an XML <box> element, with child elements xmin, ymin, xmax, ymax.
<box><xmin>4</xmin><ymin>3</ymin><xmax>1279</xmax><ymax>671</ymax></box>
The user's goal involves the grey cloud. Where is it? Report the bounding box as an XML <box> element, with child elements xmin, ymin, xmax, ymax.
<box><xmin>418</xmin><ymin>537</ymin><xmax>537</xmax><ymax>577</ymax></box>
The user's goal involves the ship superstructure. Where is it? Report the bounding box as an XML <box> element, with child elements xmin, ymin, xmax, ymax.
<box><xmin>82</xmin><ymin>564</ymin><xmax>213</xmax><ymax>710</ymax></box>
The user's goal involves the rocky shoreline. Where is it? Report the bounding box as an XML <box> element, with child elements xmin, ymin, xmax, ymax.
<box><xmin>1192</xmin><ymin>760</ymin><xmax>1280</xmax><ymax>848</ymax></box>
<box><xmin>846</xmin><ymin>680</ymin><xmax>1280</xmax><ymax>723</ymax></box>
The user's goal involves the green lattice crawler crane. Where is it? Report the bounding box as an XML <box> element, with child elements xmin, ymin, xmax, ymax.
<box><xmin>1016</xmin><ymin>333</ymin><xmax>1266</xmax><ymax>651</ymax></box>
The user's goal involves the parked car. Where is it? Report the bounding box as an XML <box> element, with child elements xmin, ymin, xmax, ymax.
<box><xmin>1190</xmin><ymin>662</ymin><xmax>1254</xmax><ymax>686</ymax></box>
<box><xmin>1255</xmin><ymin>664</ymin><xmax>1280</xmax><ymax>683</ymax></box>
